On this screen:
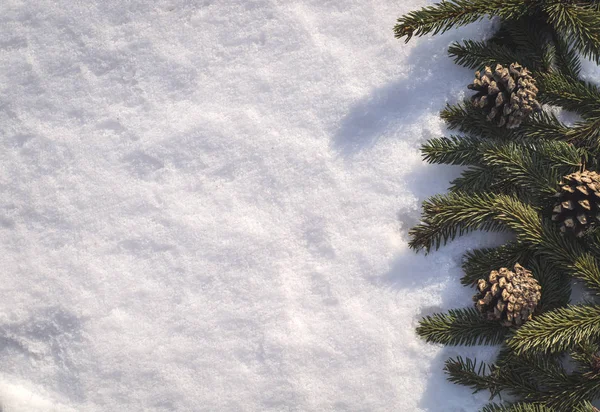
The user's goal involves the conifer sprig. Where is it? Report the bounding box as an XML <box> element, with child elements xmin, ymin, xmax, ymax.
<box><xmin>408</xmin><ymin>192</ymin><xmax>513</xmax><ymax>253</ymax></box>
<box><xmin>507</xmin><ymin>304</ymin><xmax>600</xmax><ymax>354</ymax></box>
<box><xmin>543</xmin><ymin>1</ymin><xmax>600</xmax><ymax>63</ymax></box>
<box><xmin>416</xmin><ymin>308</ymin><xmax>509</xmax><ymax>345</ymax></box>
<box><xmin>394</xmin><ymin>0</ymin><xmax>532</xmax><ymax>42</ymax></box>
<box><xmin>397</xmin><ymin>0</ymin><xmax>600</xmax><ymax>407</ymax></box>
<box><xmin>529</xmin><ymin>259</ymin><xmax>571</xmax><ymax>312</ymax></box>
<box><xmin>441</xmin><ymin>101</ymin><xmax>518</xmax><ymax>139</ymax></box>
<box><xmin>552</xmin><ymin>34</ymin><xmax>583</xmax><ymax>79</ymax></box>
<box><xmin>444</xmin><ymin>356</ymin><xmax>502</xmax><ymax>396</ymax></box>
<box><xmin>421</xmin><ymin>135</ymin><xmax>486</xmax><ymax>166</ymax></box>
<box><xmin>450</xmin><ymin>167</ymin><xmax>509</xmax><ymax>195</ymax></box>
<box><xmin>461</xmin><ymin>242</ymin><xmax>533</xmax><ymax>286</ymax></box>
<box><xmin>448</xmin><ymin>40</ymin><xmax>522</xmax><ymax>70</ymax></box>
<box><xmin>539</xmin><ymin>74</ymin><xmax>600</xmax><ymax>120</ymax></box>
<box><xmin>408</xmin><ymin>192</ymin><xmax>542</xmax><ymax>253</ymax></box>
<box><xmin>481</xmin><ymin>404</ymin><xmax>557</xmax><ymax>412</ymax></box>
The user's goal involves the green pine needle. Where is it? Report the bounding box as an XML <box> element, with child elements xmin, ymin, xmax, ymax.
<box><xmin>461</xmin><ymin>242</ymin><xmax>534</xmax><ymax>286</ymax></box>
<box><xmin>421</xmin><ymin>135</ymin><xmax>486</xmax><ymax>166</ymax></box>
<box><xmin>481</xmin><ymin>403</ymin><xmax>555</xmax><ymax>412</ymax></box>
<box><xmin>507</xmin><ymin>304</ymin><xmax>600</xmax><ymax>355</ymax></box>
<box><xmin>539</xmin><ymin>73</ymin><xmax>600</xmax><ymax>120</ymax></box>
<box><xmin>417</xmin><ymin>307</ymin><xmax>509</xmax><ymax>346</ymax></box>
<box><xmin>394</xmin><ymin>0</ymin><xmax>532</xmax><ymax>42</ymax></box>
<box><xmin>448</xmin><ymin>40</ymin><xmax>522</xmax><ymax>70</ymax></box>
<box><xmin>544</xmin><ymin>2</ymin><xmax>600</xmax><ymax>64</ymax></box>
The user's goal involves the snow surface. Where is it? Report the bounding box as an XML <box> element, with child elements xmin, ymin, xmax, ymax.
<box><xmin>0</xmin><ymin>1</ymin><xmax>540</xmax><ymax>411</ymax></box>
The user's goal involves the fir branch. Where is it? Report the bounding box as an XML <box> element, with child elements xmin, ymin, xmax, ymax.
<box><xmin>483</xmin><ymin>401</ymin><xmax>599</xmax><ymax>412</ymax></box>
<box><xmin>570</xmin><ymin>341</ymin><xmax>600</xmax><ymax>373</ymax></box>
<box><xmin>394</xmin><ymin>0</ymin><xmax>532</xmax><ymax>42</ymax></box>
<box><xmin>507</xmin><ymin>304</ymin><xmax>600</xmax><ymax>355</ymax></box>
<box><xmin>423</xmin><ymin>137</ymin><xmax>583</xmax><ymax>198</ymax></box>
<box><xmin>536</xmin><ymin>224</ymin><xmax>600</xmax><ymax>292</ymax></box>
<box><xmin>538</xmin><ymin>73</ymin><xmax>600</xmax><ymax>120</ymax></box>
<box><xmin>520</xmin><ymin>111</ymin><xmax>569</xmax><ymax>142</ymax></box>
<box><xmin>450</xmin><ymin>167</ymin><xmax>512</xmax><ymax>195</ymax></box>
<box><xmin>544</xmin><ymin>1</ymin><xmax>600</xmax><ymax>64</ymax></box>
<box><xmin>417</xmin><ymin>307</ymin><xmax>509</xmax><ymax>345</ymax></box>
<box><xmin>409</xmin><ymin>192</ymin><xmax>595</xmax><ymax>290</ymax></box>
<box><xmin>445</xmin><ymin>354</ymin><xmax>543</xmax><ymax>399</ymax></box>
<box><xmin>480</xmin><ymin>141</ymin><xmax>579</xmax><ymax>197</ymax></box>
<box><xmin>483</xmin><ymin>195</ymin><xmax>544</xmax><ymax>244</ymax></box>
<box><xmin>409</xmin><ymin>193</ymin><xmax>544</xmax><ymax>252</ymax></box>
<box><xmin>528</xmin><ymin>258</ymin><xmax>571</xmax><ymax>312</ymax></box>
<box><xmin>441</xmin><ymin>101</ymin><xmax>519</xmax><ymax>139</ymax></box>
<box><xmin>542</xmin><ymin>371</ymin><xmax>600</xmax><ymax>410</ymax></box>
<box><xmin>448</xmin><ymin>40</ymin><xmax>522</xmax><ymax>70</ymax></box>
<box><xmin>408</xmin><ymin>192</ymin><xmax>513</xmax><ymax>252</ymax></box>
<box><xmin>575</xmin><ymin>402</ymin><xmax>600</xmax><ymax>412</ymax></box>
<box><xmin>552</xmin><ymin>35</ymin><xmax>582</xmax><ymax>79</ymax></box>
<box><xmin>494</xmin><ymin>352</ymin><xmax>575</xmax><ymax>405</ymax></box>
<box><xmin>421</xmin><ymin>135</ymin><xmax>485</xmax><ymax>166</ymax></box>
<box><xmin>445</xmin><ymin>356</ymin><xmax>499</xmax><ymax>395</ymax></box>
<box><xmin>565</xmin><ymin>119</ymin><xmax>600</xmax><ymax>150</ymax></box>
<box><xmin>461</xmin><ymin>242</ymin><xmax>534</xmax><ymax>286</ymax></box>
<box><xmin>481</xmin><ymin>403</ymin><xmax>555</xmax><ymax>412</ymax></box>
<box><xmin>502</xmin><ymin>16</ymin><xmax>547</xmax><ymax>54</ymax></box>
<box><xmin>501</xmin><ymin>16</ymin><xmax>554</xmax><ymax>72</ymax></box>
<box><xmin>572</xmin><ymin>253</ymin><xmax>600</xmax><ymax>294</ymax></box>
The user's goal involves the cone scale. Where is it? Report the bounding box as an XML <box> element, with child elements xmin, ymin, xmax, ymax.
<box><xmin>473</xmin><ymin>263</ymin><xmax>541</xmax><ymax>327</ymax></box>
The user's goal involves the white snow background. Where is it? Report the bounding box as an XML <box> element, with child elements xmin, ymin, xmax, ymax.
<box><xmin>3</xmin><ymin>1</ymin><xmax>595</xmax><ymax>411</ymax></box>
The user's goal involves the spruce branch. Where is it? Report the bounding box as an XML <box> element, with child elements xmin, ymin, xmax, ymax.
<box><xmin>408</xmin><ymin>192</ymin><xmax>514</xmax><ymax>252</ymax></box>
<box><xmin>416</xmin><ymin>307</ymin><xmax>509</xmax><ymax>345</ymax></box>
<box><xmin>519</xmin><ymin>111</ymin><xmax>569</xmax><ymax>142</ymax></box>
<box><xmin>481</xmin><ymin>403</ymin><xmax>555</xmax><ymax>412</ymax></box>
<box><xmin>564</xmin><ymin>119</ymin><xmax>600</xmax><ymax>150</ymax></box>
<box><xmin>450</xmin><ymin>167</ymin><xmax>511</xmax><ymax>195</ymax></box>
<box><xmin>541</xmin><ymin>371</ymin><xmax>600</xmax><ymax>410</ymax></box>
<box><xmin>507</xmin><ymin>304</ymin><xmax>600</xmax><ymax>355</ymax></box>
<box><xmin>552</xmin><ymin>35</ymin><xmax>582</xmax><ymax>79</ymax></box>
<box><xmin>575</xmin><ymin>402</ymin><xmax>600</xmax><ymax>412</ymax></box>
<box><xmin>572</xmin><ymin>253</ymin><xmax>600</xmax><ymax>294</ymax></box>
<box><xmin>421</xmin><ymin>135</ymin><xmax>486</xmax><ymax>166</ymax></box>
<box><xmin>441</xmin><ymin>101</ymin><xmax>519</xmax><ymax>139</ymax></box>
<box><xmin>394</xmin><ymin>0</ymin><xmax>532</xmax><ymax>42</ymax></box>
<box><xmin>528</xmin><ymin>258</ymin><xmax>571</xmax><ymax>312</ymax></box>
<box><xmin>544</xmin><ymin>1</ymin><xmax>600</xmax><ymax>64</ymax></box>
<box><xmin>445</xmin><ymin>354</ymin><xmax>546</xmax><ymax>400</ymax></box>
<box><xmin>448</xmin><ymin>40</ymin><xmax>522</xmax><ymax>70</ymax></box>
<box><xmin>461</xmin><ymin>242</ymin><xmax>534</xmax><ymax>286</ymax></box>
<box><xmin>480</xmin><ymin>141</ymin><xmax>581</xmax><ymax>197</ymax></box>
<box><xmin>445</xmin><ymin>356</ymin><xmax>499</xmax><ymax>395</ymax></box>
<box><xmin>538</xmin><ymin>73</ymin><xmax>600</xmax><ymax>120</ymax></box>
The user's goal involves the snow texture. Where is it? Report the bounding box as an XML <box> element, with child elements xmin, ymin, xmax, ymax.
<box><xmin>0</xmin><ymin>1</ymin><xmax>573</xmax><ymax>411</ymax></box>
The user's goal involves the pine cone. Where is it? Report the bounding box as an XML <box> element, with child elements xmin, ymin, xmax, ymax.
<box><xmin>473</xmin><ymin>263</ymin><xmax>541</xmax><ymax>327</ymax></box>
<box><xmin>552</xmin><ymin>170</ymin><xmax>600</xmax><ymax>237</ymax></box>
<box><xmin>468</xmin><ymin>63</ymin><xmax>541</xmax><ymax>129</ymax></box>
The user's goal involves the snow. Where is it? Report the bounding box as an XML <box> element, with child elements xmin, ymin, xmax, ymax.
<box><xmin>0</xmin><ymin>1</ymin><xmax>520</xmax><ymax>411</ymax></box>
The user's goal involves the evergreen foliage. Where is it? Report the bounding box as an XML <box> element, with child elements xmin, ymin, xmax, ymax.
<box><xmin>395</xmin><ymin>0</ymin><xmax>600</xmax><ymax>409</ymax></box>
<box><xmin>507</xmin><ymin>305</ymin><xmax>600</xmax><ymax>354</ymax></box>
<box><xmin>395</xmin><ymin>0</ymin><xmax>600</xmax><ymax>63</ymax></box>
<box><xmin>416</xmin><ymin>308</ymin><xmax>508</xmax><ymax>346</ymax></box>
